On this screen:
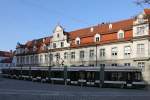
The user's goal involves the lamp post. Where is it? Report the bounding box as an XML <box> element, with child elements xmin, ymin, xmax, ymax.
<box><xmin>99</xmin><ymin>65</ymin><xmax>104</xmax><ymax>88</ymax></box>
<box><xmin>95</xmin><ymin>43</ymin><xmax>98</xmax><ymax>67</ymax></box>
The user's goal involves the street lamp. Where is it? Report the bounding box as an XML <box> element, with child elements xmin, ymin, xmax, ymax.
<box><xmin>48</xmin><ymin>43</ymin><xmax>52</xmax><ymax>83</ymax></box>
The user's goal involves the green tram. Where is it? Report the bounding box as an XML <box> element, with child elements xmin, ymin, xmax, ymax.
<box><xmin>1</xmin><ymin>66</ymin><xmax>145</xmax><ymax>88</ymax></box>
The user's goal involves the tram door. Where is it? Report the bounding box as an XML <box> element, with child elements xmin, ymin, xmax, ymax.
<box><xmin>86</xmin><ymin>71</ymin><xmax>95</xmax><ymax>82</ymax></box>
<box><xmin>126</xmin><ymin>72</ymin><xmax>132</xmax><ymax>84</ymax></box>
<box><xmin>79</xmin><ymin>70</ymin><xmax>86</xmax><ymax>80</ymax></box>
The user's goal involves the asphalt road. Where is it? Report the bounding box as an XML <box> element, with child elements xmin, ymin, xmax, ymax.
<box><xmin>0</xmin><ymin>78</ymin><xmax>150</xmax><ymax>100</ymax></box>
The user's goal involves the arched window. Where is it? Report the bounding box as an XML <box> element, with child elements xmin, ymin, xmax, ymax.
<box><xmin>117</xmin><ymin>30</ymin><xmax>124</xmax><ymax>39</ymax></box>
<box><xmin>75</xmin><ymin>37</ymin><xmax>80</xmax><ymax>45</ymax></box>
<box><xmin>33</xmin><ymin>46</ymin><xmax>37</xmax><ymax>51</ymax></box>
<box><xmin>94</xmin><ymin>34</ymin><xmax>100</xmax><ymax>42</ymax></box>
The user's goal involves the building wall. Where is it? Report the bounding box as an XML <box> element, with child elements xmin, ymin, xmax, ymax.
<box><xmin>14</xmin><ymin>9</ymin><xmax>150</xmax><ymax>84</ymax></box>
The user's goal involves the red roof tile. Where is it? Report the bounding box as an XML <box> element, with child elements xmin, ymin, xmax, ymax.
<box><xmin>144</xmin><ymin>8</ymin><xmax>150</xmax><ymax>15</ymax></box>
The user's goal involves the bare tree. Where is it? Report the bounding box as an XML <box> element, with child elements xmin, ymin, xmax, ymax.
<box><xmin>135</xmin><ymin>0</ymin><xmax>150</xmax><ymax>5</ymax></box>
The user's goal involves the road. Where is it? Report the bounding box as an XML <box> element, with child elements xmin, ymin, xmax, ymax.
<box><xmin>0</xmin><ymin>78</ymin><xmax>150</xmax><ymax>100</ymax></box>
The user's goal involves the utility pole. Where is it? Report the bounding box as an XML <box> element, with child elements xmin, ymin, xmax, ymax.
<box><xmin>96</xmin><ymin>43</ymin><xmax>98</xmax><ymax>67</ymax></box>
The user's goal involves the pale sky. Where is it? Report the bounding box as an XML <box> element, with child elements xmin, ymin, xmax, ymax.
<box><xmin>0</xmin><ymin>0</ymin><xmax>149</xmax><ymax>51</ymax></box>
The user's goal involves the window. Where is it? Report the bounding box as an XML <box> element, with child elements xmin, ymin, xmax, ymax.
<box><xmin>30</xmin><ymin>55</ymin><xmax>34</xmax><ymax>64</ymax></box>
<box><xmin>34</xmin><ymin>55</ymin><xmax>38</xmax><ymax>64</ymax></box>
<box><xmin>100</xmin><ymin>48</ymin><xmax>105</xmax><ymax>57</ymax></box>
<box><xmin>124</xmin><ymin>46</ymin><xmax>131</xmax><ymax>56</ymax></box>
<box><xmin>111</xmin><ymin>47</ymin><xmax>117</xmax><ymax>56</ymax></box>
<box><xmin>33</xmin><ymin>46</ymin><xmax>37</xmax><ymax>51</ymax></box>
<box><xmin>112</xmin><ymin>63</ymin><xmax>118</xmax><ymax>67</ymax></box>
<box><xmin>26</xmin><ymin>56</ymin><xmax>29</xmax><ymax>64</ymax></box>
<box><xmin>118</xmin><ymin>33</ymin><xmax>124</xmax><ymax>39</ymax></box>
<box><xmin>96</xmin><ymin>37</ymin><xmax>100</xmax><ymax>42</ymax></box>
<box><xmin>61</xmin><ymin>42</ymin><xmax>64</xmax><ymax>47</ymax></box>
<box><xmin>76</xmin><ymin>40</ymin><xmax>80</xmax><ymax>45</ymax></box>
<box><xmin>53</xmin><ymin>43</ymin><xmax>56</xmax><ymax>48</ymax></box>
<box><xmin>49</xmin><ymin>54</ymin><xmax>53</xmax><ymax>61</ymax></box>
<box><xmin>94</xmin><ymin>34</ymin><xmax>100</xmax><ymax>42</ymax></box>
<box><xmin>135</xmin><ymin>73</ymin><xmax>141</xmax><ymax>81</ymax></box>
<box><xmin>137</xmin><ymin>26</ymin><xmax>145</xmax><ymax>35</ymax></box>
<box><xmin>124</xmin><ymin>63</ymin><xmax>130</xmax><ymax>67</ymax></box>
<box><xmin>57</xmin><ymin>33</ymin><xmax>59</xmax><ymax>38</ymax></box>
<box><xmin>137</xmin><ymin>14</ymin><xmax>144</xmax><ymax>24</ymax></box>
<box><xmin>117</xmin><ymin>30</ymin><xmax>124</xmax><ymax>39</ymax></box>
<box><xmin>45</xmin><ymin>54</ymin><xmax>48</xmax><ymax>63</ymax></box>
<box><xmin>80</xmin><ymin>51</ymin><xmax>84</xmax><ymax>59</ymax></box>
<box><xmin>40</xmin><ymin>55</ymin><xmax>43</xmax><ymax>63</ymax></box>
<box><xmin>89</xmin><ymin>50</ymin><xmax>94</xmax><ymax>58</ymax></box>
<box><xmin>64</xmin><ymin>52</ymin><xmax>68</xmax><ymax>59</ymax></box>
<box><xmin>56</xmin><ymin>53</ymin><xmax>60</xmax><ymax>59</ymax></box>
<box><xmin>75</xmin><ymin>37</ymin><xmax>80</xmax><ymax>45</ymax></box>
<box><xmin>89</xmin><ymin>64</ymin><xmax>94</xmax><ymax>67</ymax></box>
<box><xmin>71</xmin><ymin>52</ymin><xmax>75</xmax><ymax>59</ymax></box>
<box><xmin>100</xmin><ymin>64</ymin><xmax>105</xmax><ymax>67</ymax></box>
<box><xmin>138</xmin><ymin>62</ymin><xmax>145</xmax><ymax>69</ymax></box>
<box><xmin>137</xmin><ymin>44</ymin><xmax>144</xmax><ymax>54</ymax></box>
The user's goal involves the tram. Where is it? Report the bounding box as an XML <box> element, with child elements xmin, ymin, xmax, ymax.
<box><xmin>1</xmin><ymin>66</ymin><xmax>146</xmax><ymax>88</ymax></box>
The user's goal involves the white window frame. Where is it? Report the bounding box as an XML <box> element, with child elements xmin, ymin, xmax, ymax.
<box><xmin>136</xmin><ymin>26</ymin><xmax>145</xmax><ymax>35</ymax></box>
<box><xmin>89</xmin><ymin>49</ymin><xmax>94</xmax><ymax>58</ymax></box>
<box><xmin>137</xmin><ymin>44</ymin><xmax>144</xmax><ymax>54</ymax></box>
<box><xmin>75</xmin><ymin>37</ymin><xmax>80</xmax><ymax>45</ymax></box>
<box><xmin>94</xmin><ymin>34</ymin><xmax>100</xmax><ymax>42</ymax></box>
<box><xmin>111</xmin><ymin>47</ymin><xmax>118</xmax><ymax>56</ymax></box>
<box><xmin>80</xmin><ymin>50</ymin><xmax>84</xmax><ymax>59</ymax></box>
<box><xmin>100</xmin><ymin>48</ymin><xmax>105</xmax><ymax>57</ymax></box>
<box><xmin>124</xmin><ymin>46</ymin><xmax>131</xmax><ymax>56</ymax></box>
<box><xmin>117</xmin><ymin>30</ymin><xmax>124</xmax><ymax>39</ymax></box>
<box><xmin>138</xmin><ymin>62</ymin><xmax>145</xmax><ymax>69</ymax></box>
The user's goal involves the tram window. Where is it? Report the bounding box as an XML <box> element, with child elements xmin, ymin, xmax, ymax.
<box><xmin>52</xmin><ymin>71</ymin><xmax>64</xmax><ymax>78</ymax></box>
<box><xmin>89</xmin><ymin>64</ymin><xmax>94</xmax><ymax>67</ymax></box>
<box><xmin>100</xmin><ymin>64</ymin><xmax>105</xmax><ymax>67</ymax></box>
<box><xmin>135</xmin><ymin>73</ymin><xmax>141</xmax><ymax>81</ymax></box>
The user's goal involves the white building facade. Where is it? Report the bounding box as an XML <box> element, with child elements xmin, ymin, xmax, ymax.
<box><xmin>15</xmin><ymin>9</ymin><xmax>150</xmax><ymax>84</ymax></box>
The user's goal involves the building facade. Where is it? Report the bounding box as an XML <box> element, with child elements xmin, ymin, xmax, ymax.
<box><xmin>0</xmin><ymin>51</ymin><xmax>13</xmax><ymax>73</ymax></box>
<box><xmin>15</xmin><ymin>9</ymin><xmax>150</xmax><ymax>83</ymax></box>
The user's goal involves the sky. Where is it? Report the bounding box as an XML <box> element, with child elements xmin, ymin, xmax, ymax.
<box><xmin>0</xmin><ymin>0</ymin><xmax>149</xmax><ymax>51</ymax></box>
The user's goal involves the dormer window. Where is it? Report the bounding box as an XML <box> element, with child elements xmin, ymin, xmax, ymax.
<box><xmin>117</xmin><ymin>30</ymin><xmax>124</xmax><ymax>39</ymax></box>
<box><xmin>75</xmin><ymin>37</ymin><xmax>80</xmax><ymax>45</ymax></box>
<box><xmin>90</xmin><ymin>27</ymin><xmax>94</xmax><ymax>32</ymax></box>
<box><xmin>33</xmin><ymin>46</ymin><xmax>37</xmax><ymax>51</ymax></box>
<box><xmin>109</xmin><ymin>24</ymin><xmax>112</xmax><ymax>30</ymax></box>
<box><xmin>25</xmin><ymin>48</ymin><xmax>29</xmax><ymax>53</ymax></box>
<box><xmin>42</xmin><ymin>38</ymin><xmax>45</xmax><ymax>43</ymax></box>
<box><xmin>94</xmin><ymin>34</ymin><xmax>100</xmax><ymax>42</ymax></box>
<box><xmin>137</xmin><ymin>14</ymin><xmax>144</xmax><ymax>24</ymax></box>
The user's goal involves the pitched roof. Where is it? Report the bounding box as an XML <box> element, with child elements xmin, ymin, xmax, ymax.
<box><xmin>69</xmin><ymin>18</ymin><xmax>133</xmax><ymax>40</ymax></box>
<box><xmin>144</xmin><ymin>8</ymin><xmax>150</xmax><ymax>15</ymax></box>
<box><xmin>0</xmin><ymin>51</ymin><xmax>12</xmax><ymax>57</ymax></box>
